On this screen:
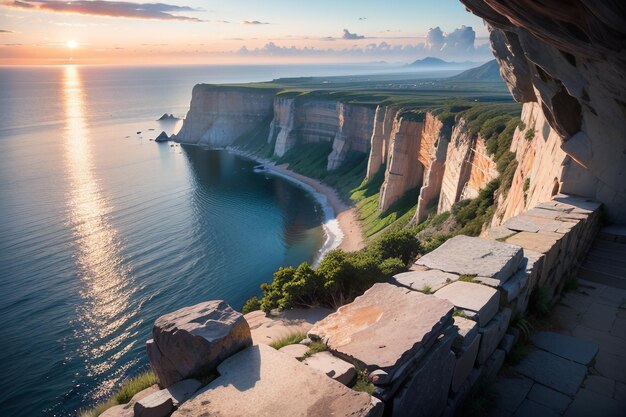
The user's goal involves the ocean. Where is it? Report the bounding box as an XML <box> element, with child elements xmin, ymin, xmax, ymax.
<box><xmin>0</xmin><ymin>63</ymin><xmax>400</xmax><ymax>416</ymax></box>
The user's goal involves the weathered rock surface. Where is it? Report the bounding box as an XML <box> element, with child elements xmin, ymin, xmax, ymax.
<box><xmin>451</xmin><ymin>333</ymin><xmax>481</xmax><ymax>392</ymax></box>
<box><xmin>462</xmin><ymin>0</ymin><xmax>626</xmax><ymax>224</ymax></box>
<box><xmin>134</xmin><ymin>379</ymin><xmax>201</xmax><ymax>417</ymax></box>
<box><xmin>451</xmin><ymin>316</ymin><xmax>479</xmax><ymax>351</ymax></box>
<box><xmin>100</xmin><ymin>385</ymin><xmax>160</xmax><ymax>417</ymax></box>
<box><xmin>308</xmin><ymin>283</ymin><xmax>453</xmax><ymax>375</ymax></box>
<box><xmin>303</xmin><ymin>351</ymin><xmax>356</xmax><ymax>385</ymax></box>
<box><xmin>173</xmin><ymin>344</ymin><xmax>383</xmax><ymax>417</ymax></box>
<box><xmin>175</xmin><ymin>85</ymin><xmax>277</xmax><ymax>146</ymax></box>
<box><xmin>532</xmin><ymin>331</ymin><xmax>598</xmax><ymax>365</ymax></box>
<box><xmin>391</xmin><ymin>332</ymin><xmax>455</xmax><ymax>417</ymax></box>
<box><xmin>389</xmin><ymin>269</ymin><xmax>458</xmax><ymax>293</ymax></box>
<box><xmin>147</xmin><ymin>300</ymin><xmax>252</xmax><ymax>387</ymax></box>
<box><xmin>415</xmin><ymin>235</ymin><xmax>523</xmax><ymax>282</ymax></box>
<box><xmin>245</xmin><ymin>308</ymin><xmax>332</xmax><ymax>345</ymax></box>
<box><xmin>378</xmin><ymin>116</ymin><xmax>424</xmax><ymax>211</ymax></box>
<box><xmin>434</xmin><ymin>281</ymin><xmax>499</xmax><ymax>327</ymax></box>
<box><xmin>278</xmin><ymin>343</ymin><xmax>310</xmax><ymax>360</ymax></box>
<box><xmin>515</xmin><ymin>348</ymin><xmax>587</xmax><ymax>396</ymax></box>
<box><xmin>476</xmin><ymin>308</ymin><xmax>512</xmax><ymax>365</ymax></box>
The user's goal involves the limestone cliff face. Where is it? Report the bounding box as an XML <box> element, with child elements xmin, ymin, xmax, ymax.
<box><xmin>437</xmin><ymin>118</ymin><xmax>474</xmax><ymax>213</ymax></box>
<box><xmin>268</xmin><ymin>96</ymin><xmax>296</xmax><ymax>157</ymax></box>
<box><xmin>266</xmin><ymin>98</ymin><xmax>374</xmax><ymax>169</ymax></box>
<box><xmin>462</xmin><ymin>0</ymin><xmax>626</xmax><ymax>224</ymax></box>
<box><xmin>461</xmin><ymin>136</ymin><xmax>499</xmax><ymax>201</ymax></box>
<box><xmin>175</xmin><ymin>85</ymin><xmax>277</xmax><ymax>146</ymax></box>
<box><xmin>378</xmin><ymin>116</ymin><xmax>425</xmax><ymax>212</ymax></box>
<box><xmin>413</xmin><ymin>115</ymin><xmax>450</xmax><ymax>223</ymax></box>
<box><xmin>327</xmin><ymin>103</ymin><xmax>375</xmax><ymax>170</ymax></box>
<box><xmin>366</xmin><ymin>106</ymin><xmax>401</xmax><ymax>179</ymax></box>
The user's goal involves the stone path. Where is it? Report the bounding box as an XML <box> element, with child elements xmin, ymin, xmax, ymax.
<box><xmin>490</xmin><ymin>228</ymin><xmax>626</xmax><ymax>416</ymax></box>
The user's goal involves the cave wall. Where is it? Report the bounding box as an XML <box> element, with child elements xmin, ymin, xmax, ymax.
<box><xmin>462</xmin><ymin>0</ymin><xmax>626</xmax><ymax>224</ymax></box>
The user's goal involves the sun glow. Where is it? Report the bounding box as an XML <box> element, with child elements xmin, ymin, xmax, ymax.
<box><xmin>67</xmin><ymin>40</ymin><xmax>78</xmax><ymax>49</ymax></box>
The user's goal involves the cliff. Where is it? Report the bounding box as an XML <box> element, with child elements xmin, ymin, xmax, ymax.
<box><xmin>174</xmin><ymin>85</ymin><xmax>278</xmax><ymax>146</ymax></box>
<box><xmin>462</xmin><ymin>0</ymin><xmax>626</xmax><ymax>224</ymax></box>
<box><xmin>176</xmin><ymin>85</ymin><xmax>507</xmax><ymax>230</ymax></box>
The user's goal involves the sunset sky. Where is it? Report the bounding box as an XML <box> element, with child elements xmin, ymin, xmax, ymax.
<box><xmin>0</xmin><ymin>0</ymin><xmax>490</xmax><ymax>65</ymax></box>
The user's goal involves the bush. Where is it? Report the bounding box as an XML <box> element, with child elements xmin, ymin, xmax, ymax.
<box><xmin>242</xmin><ymin>296</ymin><xmax>260</xmax><ymax>314</ymax></box>
<box><xmin>246</xmin><ymin>229</ymin><xmax>420</xmax><ymax>312</ymax></box>
<box><xmin>525</xmin><ymin>128</ymin><xmax>535</xmax><ymax>141</ymax></box>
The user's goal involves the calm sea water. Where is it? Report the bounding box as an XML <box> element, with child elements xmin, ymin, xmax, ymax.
<box><xmin>0</xmin><ymin>63</ymin><xmax>398</xmax><ymax>416</ymax></box>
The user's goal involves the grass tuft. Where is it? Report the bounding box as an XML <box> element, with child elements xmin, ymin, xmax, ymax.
<box><xmin>269</xmin><ymin>332</ymin><xmax>307</xmax><ymax>350</ymax></box>
<box><xmin>303</xmin><ymin>340</ymin><xmax>328</xmax><ymax>358</ymax></box>
<box><xmin>79</xmin><ymin>371</ymin><xmax>158</xmax><ymax>417</ymax></box>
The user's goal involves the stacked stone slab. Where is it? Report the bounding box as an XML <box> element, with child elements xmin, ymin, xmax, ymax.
<box><xmin>308</xmin><ymin>282</ymin><xmax>456</xmax><ymax>417</ymax></box>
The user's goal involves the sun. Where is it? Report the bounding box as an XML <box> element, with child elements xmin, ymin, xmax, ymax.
<box><xmin>67</xmin><ymin>40</ymin><xmax>78</xmax><ymax>49</ymax></box>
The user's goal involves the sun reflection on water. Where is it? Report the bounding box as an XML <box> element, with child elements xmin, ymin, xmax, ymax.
<box><xmin>62</xmin><ymin>65</ymin><xmax>138</xmax><ymax>400</ymax></box>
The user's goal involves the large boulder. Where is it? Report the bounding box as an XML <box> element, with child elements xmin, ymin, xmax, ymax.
<box><xmin>147</xmin><ymin>300</ymin><xmax>252</xmax><ymax>387</ymax></box>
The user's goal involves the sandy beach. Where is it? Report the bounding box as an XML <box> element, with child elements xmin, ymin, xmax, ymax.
<box><xmin>226</xmin><ymin>147</ymin><xmax>365</xmax><ymax>255</ymax></box>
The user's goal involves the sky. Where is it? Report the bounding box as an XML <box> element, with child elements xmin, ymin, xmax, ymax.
<box><xmin>0</xmin><ymin>0</ymin><xmax>491</xmax><ymax>65</ymax></box>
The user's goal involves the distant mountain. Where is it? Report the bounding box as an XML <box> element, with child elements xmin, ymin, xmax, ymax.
<box><xmin>408</xmin><ymin>57</ymin><xmax>449</xmax><ymax>67</ymax></box>
<box><xmin>407</xmin><ymin>57</ymin><xmax>481</xmax><ymax>69</ymax></box>
<box><xmin>448</xmin><ymin>59</ymin><xmax>503</xmax><ymax>82</ymax></box>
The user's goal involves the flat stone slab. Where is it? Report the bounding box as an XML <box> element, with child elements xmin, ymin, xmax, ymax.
<box><xmin>390</xmin><ymin>269</ymin><xmax>458</xmax><ymax>293</ymax></box>
<box><xmin>245</xmin><ymin>308</ymin><xmax>332</xmax><ymax>345</ymax></box>
<box><xmin>506</xmin><ymin>231</ymin><xmax>563</xmax><ymax>254</ymax></box>
<box><xmin>532</xmin><ymin>331</ymin><xmax>598</xmax><ymax>365</ymax></box>
<box><xmin>308</xmin><ymin>283</ymin><xmax>454</xmax><ymax>373</ymax></box>
<box><xmin>491</xmin><ymin>376</ymin><xmax>534</xmax><ymax>413</ymax></box>
<box><xmin>278</xmin><ymin>343</ymin><xmax>310</xmax><ymax>359</ymax></box>
<box><xmin>303</xmin><ymin>351</ymin><xmax>356</xmax><ymax>385</ymax></box>
<box><xmin>515</xmin><ymin>348</ymin><xmax>587</xmax><ymax>396</ymax></box>
<box><xmin>504</xmin><ymin>214</ymin><xmax>563</xmax><ymax>233</ymax></box>
<box><xmin>553</xmin><ymin>194</ymin><xmax>601</xmax><ymax>214</ymax></box>
<box><xmin>434</xmin><ymin>281</ymin><xmax>499</xmax><ymax>326</ymax></box>
<box><xmin>514</xmin><ymin>398</ymin><xmax>560</xmax><ymax>417</ymax></box>
<box><xmin>527</xmin><ymin>383</ymin><xmax>572</xmax><ymax>414</ymax></box>
<box><xmin>484</xmin><ymin>226</ymin><xmax>517</xmax><ymax>241</ymax></box>
<box><xmin>415</xmin><ymin>235</ymin><xmax>523</xmax><ymax>282</ymax></box>
<box><xmin>173</xmin><ymin>344</ymin><xmax>383</xmax><ymax>417</ymax></box>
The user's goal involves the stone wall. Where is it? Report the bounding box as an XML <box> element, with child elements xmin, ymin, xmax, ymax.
<box><xmin>137</xmin><ymin>193</ymin><xmax>599</xmax><ymax>417</ymax></box>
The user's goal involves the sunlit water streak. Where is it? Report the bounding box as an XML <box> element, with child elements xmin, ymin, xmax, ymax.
<box><xmin>62</xmin><ymin>66</ymin><xmax>139</xmax><ymax>398</ymax></box>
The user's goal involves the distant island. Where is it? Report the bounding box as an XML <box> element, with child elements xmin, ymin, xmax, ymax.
<box><xmin>447</xmin><ymin>59</ymin><xmax>503</xmax><ymax>82</ymax></box>
<box><xmin>157</xmin><ymin>113</ymin><xmax>179</xmax><ymax>121</ymax></box>
<box><xmin>407</xmin><ymin>56</ymin><xmax>481</xmax><ymax>69</ymax></box>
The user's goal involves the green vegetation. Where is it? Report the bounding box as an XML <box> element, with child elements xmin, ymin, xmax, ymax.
<box><xmin>352</xmin><ymin>367</ymin><xmax>375</xmax><ymax>394</ymax></box>
<box><xmin>525</xmin><ymin>128</ymin><xmax>535</xmax><ymax>141</ymax></box>
<box><xmin>511</xmin><ymin>316</ymin><xmax>534</xmax><ymax>342</ymax></box>
<box><xmin>458</xmin><ymin>274</ymin><xmax>478</xmax><ymax>283</ymax></box>
<box><xmin>242</xmin><ymin>296</ymin><xmax>261</xmax><ymax>314</ymax></box>
<box><xmin>79</xmin><ymin>371</ymin><xmax>158</xmax><ymax>417</ymax></box>
<box><xmin>269</xmin><ymin>332</ymin><xmax>307</xmax><ymax>350</ymax></box>
<box><xmin>452</xmin><ymin>308</ymin><xmax>471</xmax><ymax>319</ymax></box>
<box><xmin>247</xmin><ymin>229</ymin><xmax>420</xmax><ymax>312</ymax></box>
<box><xmin>419</xmin><ymin>284</ymin><xmax>433</xmax><ymax>294</ymax></box>
<box><xmin>523</xmin><ymin>178</ymin><xmax>530</xmax><ymax>193</ymax></box>
<box><xmin>303</xmin><ymin>340</ymin><xmax>328</xmax><ymax>358</ymax></box>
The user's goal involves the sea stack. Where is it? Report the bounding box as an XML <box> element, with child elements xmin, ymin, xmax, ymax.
<box><xmin>155</xmin><ymin>131</ymin><xmax>170</xmax><ymax>142</ymax></box>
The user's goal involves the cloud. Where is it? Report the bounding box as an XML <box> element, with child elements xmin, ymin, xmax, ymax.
<box><xmin>342</xmin><ymin>29</ymin><xmax>364</xmax><ymax>40</ymax></box>
<box><xmin>0</xmin><ymin>0</ymin><xmax>204</xmax><ymax>21</ymax></box>
<box><xmin>426</xmin><ymin>25</ymin><xmax>475</xmax><ymax>54</ymax></box>
<box><xmin>0</xmin><ymin>29</ymin><xmax>14</xmax><ymax>32</ymax></box>
<box><xmin>236</xmin><ymin>25</ymin><xmax>491</xmax><ymax>62</ymax></box>
<box><xmin>241</xmin><ymin>20</ymin><xmax>269</xmax><ymax>25</ymax></box>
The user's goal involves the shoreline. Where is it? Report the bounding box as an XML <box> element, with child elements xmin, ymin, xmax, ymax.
<box><xmin>224</xmin><ymin>147</ymin><xmax>365</xmax><ymax>262</ymax></box>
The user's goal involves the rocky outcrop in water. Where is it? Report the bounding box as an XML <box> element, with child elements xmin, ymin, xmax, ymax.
<box><xmin>462</xmin><ymin>0</ymin><xmax>626</xmax><ymax>224</ymax></box>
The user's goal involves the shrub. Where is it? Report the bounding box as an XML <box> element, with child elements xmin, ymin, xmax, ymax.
<box><xmin>525</xmin><ymin>128</ymin><xmax>535</xmax><ymax>141</ymax></box>
<box><xmin>523</xmin><ymin>177</ymin><xmax>530</xmax><ymax>192</ymax></box>
<box><xmin>242</xmin><ymin>296</ymin><xmax>260</xmax><ymax>314</ymax></box>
